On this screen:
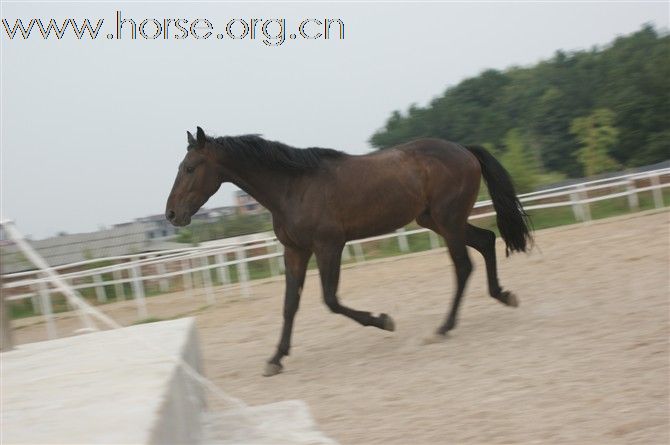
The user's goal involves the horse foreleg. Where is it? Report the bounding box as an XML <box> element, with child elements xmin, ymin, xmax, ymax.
<box><xmin>314</xmin><ymin>244</ymin><xmax>394</xmax><ymax>331</ymax></box>
<box><xmin>264</xmin><ymin>245</ymin><xmax>311</xmax><ymax>377</ymax></box>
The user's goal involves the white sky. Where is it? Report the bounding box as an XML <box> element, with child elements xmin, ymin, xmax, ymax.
<box><xmin>1</xmin><ymin>1</ymin><xmax>668</xmax><ymax>239</ymax></box>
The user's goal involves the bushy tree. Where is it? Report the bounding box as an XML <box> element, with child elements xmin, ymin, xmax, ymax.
<box><xmin>370</xmin><ymin>25</ymin><xmax>670</xmax><ymax>177</ymax></box>
<box><xmin>569</xmin><ymin>109</ymin><xmax>620</xmax><ymax>176</ymax></box>
<box><xmin>501</xmin><ymin>128</ymin><xmax>540</xmax><ymax>193</ymax></box>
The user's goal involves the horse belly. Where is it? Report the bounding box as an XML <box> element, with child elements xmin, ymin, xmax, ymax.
<box><xmin>342</xmin><ymin>189</ymin><xmax>423</xmax><ymax>241</ymax></box>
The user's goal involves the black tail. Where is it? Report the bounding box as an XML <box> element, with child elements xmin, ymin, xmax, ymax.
<box><xmin>466</xmin><ymin>145</ymin><xmax>533</xmax><ymax>256</ymax></box>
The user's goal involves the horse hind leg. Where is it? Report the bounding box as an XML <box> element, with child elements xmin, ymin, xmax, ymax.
<box><xmin>418</xmin><ymin>213</ymin><xmax>518</xmax><ymax>309</ymax></box>
<box><xmin>437</xmin><ymin>227</ymin><xmax>473</xmax><ymax>335</ymax></box>
<box><xmin>465</xmin><ymin>224</ymin><xmax>518</xmax><ymax>307</ymax></box>
<box><xmin>419</xmin><ymin>208</ymin><xmax>474</xmax><ymax>335</ymax></box>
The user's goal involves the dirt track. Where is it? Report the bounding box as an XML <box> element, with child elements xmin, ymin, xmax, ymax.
<box><xmin>11</xmin><ymin>211</ymin><xmax>670</xmax><ymax>444</ymax></box>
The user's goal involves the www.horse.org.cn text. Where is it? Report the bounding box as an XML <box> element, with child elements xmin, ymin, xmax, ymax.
<box><xmin>1</xmin><ymin>11</ymin><xmax>346</xmax><ymax>46</ymax></box>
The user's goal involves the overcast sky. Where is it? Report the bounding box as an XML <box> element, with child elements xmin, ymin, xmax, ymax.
<box><xmin>1</xmin><ymin>1</ymin><xmax>668</xmax><ymax>239</ymax></box>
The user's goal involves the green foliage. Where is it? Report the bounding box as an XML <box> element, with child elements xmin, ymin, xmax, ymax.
<box><xmin>500</xmin><ymin>128</ymin><xmax>540</xmax><ymax>193</ymax></box>
<box><xmin>535</xmin><ymin>171</ymin><xmax>567</xmax><ymax>186</ymax></box>
<box><xmin>570</xmin><ymin>108</ymin><xmax>620</xmax><ymax>176</ymax></box>
<box><xmin>638</xmin><ymin>129</ymin><xmax>670</xmax><ymax>166</ymax></box>
<box><xmin>221</xmin><ymin>213</ymin><xmax>273</xmax><ymax>237</ymax></box>
<box><xmin>175</xmin><ymin>213</ymin><xmax>273</xmax><ymax>244</ymax></box>
<box><xmin>370</xmin><ymin>25</ymin><xmax>670</xmax><ymax>179</ymax></box>
<box><xmin>175</xmin><ymin>228</ymin><xmax>195</xmax><ymax>244</ymax></box>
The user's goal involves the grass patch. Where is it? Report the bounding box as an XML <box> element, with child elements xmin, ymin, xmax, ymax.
<box><xmin>9</xmin><ymin>300</ymin><xmax>38</xmax><ymax>319</ymax></box>
<box><xmin>8</xmin><ymin>293</ymin><xmax>76</xmax><ymax>320</ymax></box>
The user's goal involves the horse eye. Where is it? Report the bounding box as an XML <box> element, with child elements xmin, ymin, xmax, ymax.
<box><xmin>186</xmin><ymin>166</ymin><xmax>195</xmax><ymax>173</ymax></box>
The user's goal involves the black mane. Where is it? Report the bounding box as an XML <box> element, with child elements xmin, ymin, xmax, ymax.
<box><xmin>210</xmin><ymin>134</ymin><xmax>346</xmax><ymax>172</ymax></box>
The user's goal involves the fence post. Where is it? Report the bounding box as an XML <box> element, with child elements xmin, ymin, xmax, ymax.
<box><xmin>93</xmin><ymin>274</ymin><xmax>107</xmax><ymax>303</ymax></box>
<box><xmin>570</xmin><ymin>190</ymin><xmax>584</xmax><ymax>222</ymax></box>
<box><xmin>236</xmin><ymin>247</ymin><xmax>250</xmax><ymax>297</ymax></box>
<box><xmin>276</xmin><ymin>243</ymin><xmax>285</xmax><ymax>274</ymax></box>
<box><xmin>112</xmin><ymin>267</ymin><xmax>126</xmax><ymax>300</ymax></box>
<box><xmin>61</xmin><ymin>278</ymin><xmax>79</xmax><ymax>314</ymax></box>
<box><xmin>29</xmin><ymin>286</ymin><xmax>42</xmax><ymax>315</ymax></box>
<box><xmin>429</xmin><ymin>231</ymin><xmax>440</xmax><ymax>250</ymax></box>
<box><xmin>181</xmin><ymin>259</ymin><xmax>193</xmax><ymax>297</ymax></box>
<box><xmin>626</xmin><ymin>180</ymin><xmax>639</xmax><ymax>211</ymax></box>
<box><xmin>200</xmin><ymin>256</ymin><xmax>215</xmax><ymax>304</ymax></box>
<box><xmin>155</xmin><ymin>256</ymin><xmax>170</xmax><ymax>293</ymax></box>
<box><xmin>129</xmin><ymin>263</ymin><xmax>148</xmax><ymax>319</ymax></box>
<box><xmin>396</xmin><ymin>228</ymin><xmax>410</xmax><ymax>252</ymax></box>
<box><xmin>215</xmin><ymin>253</ymin><xmax>230</xmax><ymax>286</ymax></box>
<box><xmin>352</xmin><ymin>242</ymin><xmax>365</xmax><ymax>263</ymax></box>
<box><xmin>268</xmin><ymin>245</ymin><xmax>279</xmax><ymax>277</ymax></box>
<box><xmin>1</xmin><ymin>262</ymin><xmax>14</xmax><ymax>351</ymax></box>
<box><xmin>36</xmin><ymin>277</ymin><xmax>57</xmax><ymax>339</ymax></box>
<box><xmin>342</xmin><ymin>244</ymin><xmax>351</xmax><ymax>261</ymax></box>
<box><xmin>650</xmin><ymin>174</ymin><xmax>664</xmax><ymax>208</ymax></box>
<box><xmin>578</xmin><ymin>184</ymin><xmax>591</xmax><ymax>221</ymax></box>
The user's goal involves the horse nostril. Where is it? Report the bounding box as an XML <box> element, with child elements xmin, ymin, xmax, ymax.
<box><xmin>167</xmin><ymin>210</ymin><xmax>176</xmax><ymax>221</ymax></box>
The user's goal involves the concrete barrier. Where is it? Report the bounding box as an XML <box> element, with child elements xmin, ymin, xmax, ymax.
<box><xmin>1</xmin><ymin>318</ymin><xmax>204</xmax><ymax>444</ymax></box>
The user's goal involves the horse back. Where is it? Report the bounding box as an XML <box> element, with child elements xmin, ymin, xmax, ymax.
<box><xmin>302</xmin><ymin>139</ymin><xmax>481</xmax><ymax>241</ymax></box>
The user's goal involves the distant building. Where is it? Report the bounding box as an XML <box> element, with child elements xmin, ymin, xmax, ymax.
<box><xmin>0</xmin><ymin>192</ymin><xmax>268</xmax><ymax>274</ymax></box>
<box><xmin>234</xmin><ymin>190</ymin><xmax>264</xmax><ymax>215</ymax></box>
<box><xmin>0</xmin><ymin>222</ymin><xmax>184</xmax><ymax>274</ymax></box>
<box><xmin>132</xmin><ymin>214</ymin><xmax>179</xmax><ymax>240</ymax></box>
<box><xmin>207</xmin><ymin>206</ymin><xmax>238</xmax><ymax>219</ymax></box>
<box><xmin>191</xmin><ymin>206</ymin><xmax>238</xmax><ymax>224</ymax></box>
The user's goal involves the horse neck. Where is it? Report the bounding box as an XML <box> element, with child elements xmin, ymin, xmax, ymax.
<box><xmin>218</xmin><ymin>159</ymin><xmax>291</xmax><ymax>215</ymax></box>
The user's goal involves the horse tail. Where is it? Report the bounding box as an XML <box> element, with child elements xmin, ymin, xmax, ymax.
<box><xmin>465</xmin><ymin>145</ymin><xmax>533</xmax><ymax>256</ymax></box>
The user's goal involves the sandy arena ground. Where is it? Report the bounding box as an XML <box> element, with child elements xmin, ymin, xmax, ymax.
<box><xmin>10</xmin><ymin>210</ymin><xmax>670</xmax><ymax>444</ymax></box>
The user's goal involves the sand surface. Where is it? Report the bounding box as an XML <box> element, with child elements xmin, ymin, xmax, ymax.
<box><xmin>11</xmin><ymin>210</ymin><xmax>670</xmax><ymax>444</ymax></box>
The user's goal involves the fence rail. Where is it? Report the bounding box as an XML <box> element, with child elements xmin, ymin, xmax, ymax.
<box><xmin>2</xmin><ymin>167</ymin><xmax>668</xmax><ymax>338</ymax></box>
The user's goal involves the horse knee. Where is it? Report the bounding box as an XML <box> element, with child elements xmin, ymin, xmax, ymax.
<box><xmin>324</xmin><ymin>299</ymin><xmax>342</xmax><ymax>314</ymax></box>
<box><xmin>466</xmin><ymin>226</ymin><xmax>496</xmax><ymax>253</ymax></box>
<box><xmin>483</xmin><ymin>229</ymin><xmax>496</xmax><ymax>246</ymax></box>
<box><xmin>476</xmin><ymin>229</ymin><xmax>496</xmax><ymax>251</ymax></box>
<box><xmin>463</xmin><ymin>259</ymin><xmax>473</xmax><ymax>277</ymax></box>
<box><xmin>456</xmin><ymin>257</ymin><xmax>473</xmax><ymax>280</ymax></box>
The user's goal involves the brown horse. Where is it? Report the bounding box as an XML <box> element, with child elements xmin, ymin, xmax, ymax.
<box><xmin>166</xmin><ymin>127</ymin><xmax>532</xmax><ymax>376</ymax></box>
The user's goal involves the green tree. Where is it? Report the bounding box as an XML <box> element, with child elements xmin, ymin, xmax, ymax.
<box><xmin>569</xmin><ymin>109</ymin><xmax>620</xmax><ymax>176</ymax></box>
<box><xmin>175</xmin><ymin>228</ymin><xmax>195</xmax><ymax>244</ymax></box>
<box><xmin>500</xmin><ymin>128</ymin><xmax>540</xmax><ymax>193</ymax></box>
<box><xmin>369</xmin><ymin>25</ymin><xmax>670</xmax><ymax>176</ymax></box>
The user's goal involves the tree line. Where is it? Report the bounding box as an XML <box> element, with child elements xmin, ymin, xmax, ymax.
<box><xmin>369</xmin><ymin>25</ymin><xmax>669</xmax><ymax>192</ymax></box>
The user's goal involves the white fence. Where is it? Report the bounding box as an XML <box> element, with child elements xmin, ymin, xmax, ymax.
<box><xmin>2</xmin><ymin>167</ymin><xmax>668</xmax><ymax>339</ymax></box>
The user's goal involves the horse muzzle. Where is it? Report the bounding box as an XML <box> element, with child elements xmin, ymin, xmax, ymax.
<box><xmin>166</xmin><ymin>208</ymin><xmax>192</xmax><ymax>227</ymax></box>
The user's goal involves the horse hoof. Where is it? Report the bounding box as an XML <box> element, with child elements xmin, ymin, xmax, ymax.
<box><xmin>421</xmin><ymin>333</ymin><xmax>447</xmax><ymax>345</ymax></box>
<box><xmin>380</xmin><ymin>313</ymin><xmax>395</xmax><ymax>331</ymax></box>
<box><xmin>263</xmin><ymin>363</ymin><xmax>283</xmax><ymax>377</ymax></box>
<box><xmin>502</xmin><ymin>291</ymin><xmax>519</xmax><ymax>308</ymax></box>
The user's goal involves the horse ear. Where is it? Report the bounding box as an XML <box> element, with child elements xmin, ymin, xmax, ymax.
<box><xmin>187</xmin><ymin>131</ymin><xmax>195</xmax><ymax>146</ymax></box>
<box><xmin>196</xmin><ymin>126</ymin><xmax>206</xmax><ymax>149</ymax></box>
